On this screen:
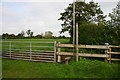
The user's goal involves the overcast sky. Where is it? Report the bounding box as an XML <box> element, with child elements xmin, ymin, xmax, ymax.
<box><xmin>1</xmin><ymin>0</ymin><xmax>119</xmax><ymax>37</ymax></box>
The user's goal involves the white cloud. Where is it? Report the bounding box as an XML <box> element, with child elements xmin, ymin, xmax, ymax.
<box><xmin>2</xmin><ymin>0</ymin><xmax>119</xmax><ymax>2</ymax></box>
<box><xmin>2</xmin><ymin>0</ymin><xmax>73</xmax><ymax>2</ymax></box>
<box><xmin>2</xmin><ymin>2</ymin><xmax>70</xmax><ymax>36</ymax></box>
<box><xmin>1</xmin><ymin>0</ymin><xmax>119</xmax><ymax>37</ymax></box>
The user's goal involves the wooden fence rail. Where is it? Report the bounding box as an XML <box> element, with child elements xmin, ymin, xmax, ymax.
<box><xmin>57</xmin><ymin>42</ymin><xmax>120</xmax><ymax>63</ymax></box>
<box><xmin>57</xmin><ymin>44</ymin><xmax>108</xmax><ymax>49</ymax></box>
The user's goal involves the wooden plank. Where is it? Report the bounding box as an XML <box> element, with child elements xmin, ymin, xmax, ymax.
<box><xmin>78</xmin><ymin>53</ymin><xmax>108</xmax><ymax>58</ymax></box>
<box><xmin>107</xmin><ymin>52</ymin><xmax>120</xmax><ymax>54</ymax></box>
<box><xmin>65</xmin><ymin>57</ymin><xmax>71</xmax><ymax>60</ymax></box>
<box><xmin>78</xmin><ymin>45</ymin><xmax>108</xmax><ymax>49</ymax></box>
<box><xmin>57</xmin><ymin>44</ymin><xmax>74</xmax><ymax>47</ymax></box>
<box><xmin>57</xmin><ymin>44</ymin><xmax>108</xmax><ymax>49</ymax></box>
<box><xmin>57</xmin><ymin>52</ymin><xmax>108</xmax><ymax>58</ymax></box>
<box><xmin>57</xmin><ymin>52</ymin><xmax>74</xmax><ymax>56</ymax></box>
<box><xmin>109</xmin><ymin>46</ymin><xmax>120</xmax><ymax>48</ymax></box>
<box><xmin>107</xmin><ymin>58</ymin><xmax>120</xmax><ymax>61</ymax></box>
<box><xmin>64</xmin><ymin>57</ymin><xmax>71</xmax><ymax>64</ymax></box>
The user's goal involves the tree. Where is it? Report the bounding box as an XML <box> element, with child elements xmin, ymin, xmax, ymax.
<box><xmin>108</xmin><ymin>1</ymin><xmax>120</xmax><ymax>45</ymax></box>
<box><xmin>58</xmin><ymin>1</ymin><xmax>106</xmax><ymax>42</ymax></box>
<box><xmin>41</xmin><ymin>33</ymin><xmax>44</xmax><ymax>38</ymax></box>
<box><xmin>2</xmin><ymin>33</ymin><xmax>9</xmax><ymax>39</ymax></box>
<box><xmin>109</xmin><ymin>1</ymin><xmax>120</xmax><ymax>28</ymax></box>
<box><xmin>20</xmin><ymin>30</ymin><xmax>25</xmax><ymax>37</ymax></box>
<box><xmin>35</xmin><ymin>34</ymin><xmax>42</xmax><ymax>38</ymax></box>
<box><xmin>44</xmin><ymin>31</ymin><xmax>53</xmax><ymax>39</ymax></box>
<box><xmin>26</xmin><ymin>30</ymin><xmax>31</xmax><ymax>37</ymax></box>
<box><xmin>30</xmin><ymin>32</ymin><xmax>33</xmax><ymax>37</ymax></box>
<box><xmin>9</xmin><ymin>34</ymin><xmax>16</xmax><ymax>39</ymax></box>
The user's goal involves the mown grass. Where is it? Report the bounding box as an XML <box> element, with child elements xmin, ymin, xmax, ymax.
<box><xmin>2</xmin><ymin>58</ymin><xmax>119</xmax><ymax>78</ymax></box>
<box><xmin>2</xmin><ymin>39</ymin><xmax>69</xmax><ymax>44</ymax></box>
<box><xmin>2</xmin><ymin>39</ymin><xmax>120</xmax><ymax>78</ymax></box>
<box><xmin>2</xmin><ymin>39</ymin><xmax>70</xmax><ymax>54</ymax></box>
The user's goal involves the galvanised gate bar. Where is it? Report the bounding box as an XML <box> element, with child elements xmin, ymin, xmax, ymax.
<box><xmin>2</xmin><ymin>41</ymin><xmax>56</xmax><ymax>62</ymax></box>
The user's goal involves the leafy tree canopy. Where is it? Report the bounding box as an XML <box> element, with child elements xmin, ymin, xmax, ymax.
<box><xmin>58</xmin><ymin>1</ymin><xmax>106</xmax><ymax>35</ymax></box>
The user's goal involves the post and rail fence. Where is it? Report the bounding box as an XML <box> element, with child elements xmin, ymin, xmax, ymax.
<box><xmin>56</xmin><ymin>42</ymin><xmax>120</xmax><ymax>63</ymax></box>
<box><xmin>1</xmin><ymin>41</ymin><xmax>120</xmax><ymax>63</ymax></box>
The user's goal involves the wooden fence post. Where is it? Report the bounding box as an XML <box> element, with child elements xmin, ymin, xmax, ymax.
<box><xmin>54</xmin><ymin>41</ymin><xmax>57</xmax><ymax>62</ymax></box>
<box><xmin>108</xmin><ymin>48</ymin><xmax>111</xmax><ymax>63</ymax></box>
<box><xmin>9</xmin><ymin>41</ymin><xmax>12</xmax><ymax>59</ymax></box>
<box><xmin>30</xmin><ymin>41</ymin><xmax>32</xmax><ymax>61</ymax></box>
<box><xmin>73</xmin><ymin>0</ymin><xmax>75</xmax><ymax>61</ymax></box>
<box><xmin>76</xmin><ymin>23</ymin><xmax>78</xmax><ymax>62</ymax></box>
<box><xmin>105</xmin><ymin>43</ymin><xmax>109</xmax><ymax>62</ymax></box>
<box><xmin>57</xmin><ymin>42</ymin><xmax>61</xmax><ymax>62</ymax></box>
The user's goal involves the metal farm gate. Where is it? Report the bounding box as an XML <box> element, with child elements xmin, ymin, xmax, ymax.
<box><xmin>2</xmin><ymin>41</ymin><xmax>56</xmax><ymax>62</ymax></box>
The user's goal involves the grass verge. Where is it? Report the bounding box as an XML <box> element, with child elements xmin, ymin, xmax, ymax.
<box><xmin>2</xmin><ymin>58</ymin><xmax>119</xmax><ymax>78</ymax></box>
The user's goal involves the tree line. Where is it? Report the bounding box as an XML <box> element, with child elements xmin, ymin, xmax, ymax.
<box><xmin>1</xmin><ymin>30</ymin><xmax>69</xmax><ymax>39</ymax></box>
<box><xmin>58</xmin><ymin>1</ymin><xmax>120</xmax><ymax>45</ymax></box>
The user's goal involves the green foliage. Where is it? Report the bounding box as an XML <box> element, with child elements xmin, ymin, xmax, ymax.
<box><xmin>107</xmin><ymin>1</ymin><xmax>120</xmax><ymax>45</ymax></box>
<box><xmin>109</xmin><ymin>1</ymin><xmax>120</xmax><ymax>28</ymax></box>
<box><xmin>44</xmin><ymin>31</ymin><xmax>53</xmax><ymax>39</ymax></box>
<box><xmin>77</xmin><ymin>23</ymin><xmax>106</xmax><ymax>45</ymax></box>
<box><xmin>59</xmin><ymin>1</ymin><xmax>119</xmax><ymax>46</ymax></box>
<box><xmin>2</xmin><ymin>59</ymin><xmax>119</xmax><ymax>78</ymax></box>
<box><xmin>58</xmin><ymin>1</ymin><xmax>106</xmax><ymax>34</ymax></box>
<box><xmin>70</xmin><ymin>22</ymin><xmax>120</xmax><ymax>45</ymax></box>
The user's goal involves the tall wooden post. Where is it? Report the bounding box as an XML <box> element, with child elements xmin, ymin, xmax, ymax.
<box><xmin>73</xmin><ymin>0</ymin><xmax>75</xmax><ymax>45</ymax></box>
<box><xmin>54</xmin><ymin>41</ymin><xmax>57</xmax><ymax>62</ymax></box>
<box><xmin>105</xmin><ymin>43</ymin><xmax>109</xmax><ymax>62</ymax></box>
<box><xmin>57</xmin><ymin>42</ymin><xmax>61</xmax><ymax>62</ymax></box>
<box><xmin>76</xmin><ymin>23</ymin><xmax>78</xmax><ymax>62</ymax></box>
<box><xmin>73</xmin><ymin>0</ymin><xmax>76</xmax><ymax>60</ymax></box>
<box><xmin>108</xmin><ymin>48</ymin><xmax>111</xmax><ymax>63</ymax></box>
<box><xmin>9</xmin><ymin>41</ymin><xmax>12</xmax><ymax>59</ymax></box>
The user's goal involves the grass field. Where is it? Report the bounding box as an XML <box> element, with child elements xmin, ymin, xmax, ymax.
<box><xmin>2</xmin><ymin>39</ymin><xmax>70</xmax><ymax>54</ymax></box>
<box><xmin>2</xmin><ymin>58</ymin><xmax>119</xmax><ymax>78</ymax></box>
<box><xmin>2</xmin><ymin>39</ymin><xmax>69</xmax><ymax>43</ymax></box>
<box><xmin>2</xmin><ymin>39</ymin><xmax>120</xmax><ymax>78</ymax></box>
